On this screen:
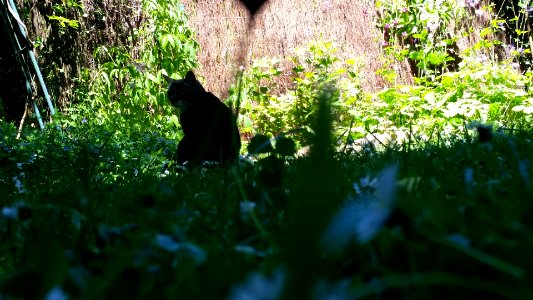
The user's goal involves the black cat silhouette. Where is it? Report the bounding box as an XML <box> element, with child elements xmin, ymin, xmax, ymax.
<box><xmin>164</xmin><ymin>71</ymin><xmax>241</xmax><ymax>167</ymax></box>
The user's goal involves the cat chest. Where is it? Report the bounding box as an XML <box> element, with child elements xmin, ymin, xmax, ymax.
<box><xmin>179</xmin><ymin>106</ymin><xmax>227</xmax><ymax>134</ymax></box>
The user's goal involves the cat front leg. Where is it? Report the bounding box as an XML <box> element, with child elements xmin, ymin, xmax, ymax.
<box><xmin>177</xmin><ymin>135</ymin><xmax>193</xmax><ymax>166</ymax></box>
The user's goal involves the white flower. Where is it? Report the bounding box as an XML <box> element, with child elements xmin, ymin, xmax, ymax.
<box><xmin>240</xmin><ymin>201</ymin><xmax>256</xmax><ymax>214</ymax></box>
<box><xmin>155</xmin><ymin>234</ymin><xmax>180</xmax><ymax>252</ymax></box>
<box><xmin>322</xmin><ymin>165</ymin><xmax>398</xmax><ymax>250</ymax></box>
<box><xmin>228</xmin><ymin>269</ymin><xmax>285</xmax><ymax>300</ymax></box>
<box><xmin>2</xmin><ymin>206</ymin><xmax>18</xmax><ymax>219</ymax></box>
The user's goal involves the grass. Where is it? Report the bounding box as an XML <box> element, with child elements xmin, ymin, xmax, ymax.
<box><xmin>1</xmin><ymin>110</ymin><xmax>532</xmax><ymax>298</ymax></box>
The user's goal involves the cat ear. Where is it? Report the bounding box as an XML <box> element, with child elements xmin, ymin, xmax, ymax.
<box><xmin>185</xmin><ymin>71</ymin><xmax>196</xmax><ymax>81</ymax></box>
<box><xmin>162</xmin><ymin>74</ymin><xmax>175</xmax><ymax>84</ymax></box>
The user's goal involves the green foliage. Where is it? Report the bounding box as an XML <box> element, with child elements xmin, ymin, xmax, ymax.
<box><xmin>144</xmin><ymin>0</ymin><xmax>197</xmax><ymax>76</ymax></box>
<box><xmin>47</xmin><ymin>15</ymin><xmax>80</xmax><ymax>29</ymax></box>
<box><xmin>0</xmin><ymin>123</ymin><xmax>175</xmax><ymax>197</ymax></box>
<box><xmin>232</xmin><ymin>38</ymin><xmax>532</xmax><ymax>155</ymax></box>
<box><xmin>47</xmin><ymin>0</ymin><xmax>84</xmax><ymax>34</ymax></box>
<box><xmin>71</xmin><ymin>0</ymin><xmax>198</xmax><ymax>140</ymax></box>
<box><xmin>376</xmin><ymin>0</ymin><xmax>465</xmax><ymax>80</ymax></box>
<box><xmin>233</xmin><ymin>41</ymin><xmax>364</xmax><ymax>147</ymax></box>
<box><xmin>372</xmin><ymin>55</ymin><xmax>533</xmax><ymax>141</ymax></box>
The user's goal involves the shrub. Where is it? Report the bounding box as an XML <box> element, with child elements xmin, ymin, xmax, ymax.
<box><xmin>70</xmin><ymin>0</ymin><xmax>198</xmax><ymax>140</ymax></box>
<box><xmin>232</xmin><ymin>40</ymin><xmax>365</xmax><ymax>147</ymax></box>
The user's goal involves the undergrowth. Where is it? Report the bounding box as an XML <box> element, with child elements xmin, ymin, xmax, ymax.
<box><xmin>1</xmin><ymin>100</ymin><xmax>533</xmax><ymax>298</ymax></box>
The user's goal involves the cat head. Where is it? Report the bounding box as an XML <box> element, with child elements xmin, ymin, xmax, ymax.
<box><xmin>164</xmin><ymin>71</ymin><xmax>206</xmax><ymax>110</ymax></box>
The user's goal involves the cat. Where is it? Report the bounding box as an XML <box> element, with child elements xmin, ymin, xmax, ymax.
<box><xmin>164</xmin><ymin>71</ymin><xmax>241</xmax><ymax>167</ymax></box>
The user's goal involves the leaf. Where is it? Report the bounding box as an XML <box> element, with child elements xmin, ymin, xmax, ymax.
<box><xmin>48</xmin><ymin>15</ymin><xmax>80</xmax><ymax>29</ymax></box>
<box><xmin>427</xmin><ymin>51</ymin><xmax>448</xmax><ymax>65</ymax></box>
<box><xmin>169</xmin><ymin>115</ymin><xmax>180</xmax><ymax>129</ymax></box>
<box><xmin>154</xmin><ymin>235</ymin><xmax>206</xmax><ymax>265</ymax></box>
<box><xmin>479</xmin><ymin>27</ymin><xmax>493</xmax><ymax>37</ymax></box>
<box><xmin>275</xmin><ymin>136</ymin><xmax>296</xmax><ymax>157</ymax></box>
<box><xmin>397</xmin><ymin>176</ymin><xmax>421</xmax><ymax>193</ymax></box>
<box><xmin>146</xmin><ymin>73</ymin><xmax>158</xmax><ymax>83</ymax></box>
<box><xmin>438</xmin><ymin>235</ymin><xmax>525</xmax><ymax>279</ymax></box>
<box><xmin>424</xmin><ymin>92</ymin><xmax>436</xmax><ymax>106</ymax></box>
<box><xmin>99</xmin><ymin>72</ymin><xmax>111</xmax><ymax>88</ymax></box>
<box><xmin>247</xmin><ymin>134</ymin><xmax>273</xmax><ymax>154</ymax></box>
<box><xmin>322</xmin><ymin>165</ymin><xmax>398</xmax><ymax>250</ymax></box>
